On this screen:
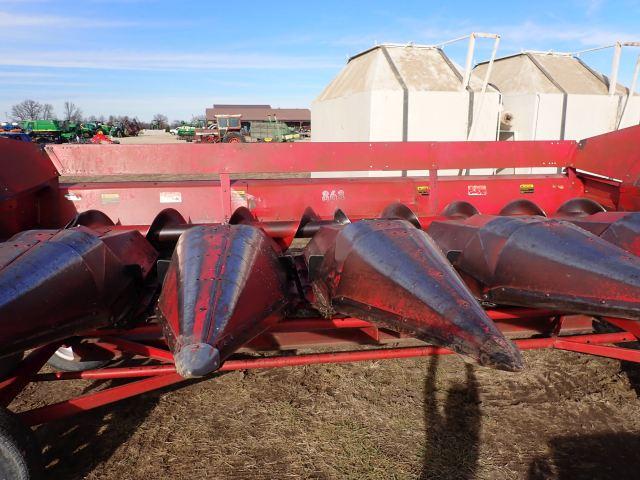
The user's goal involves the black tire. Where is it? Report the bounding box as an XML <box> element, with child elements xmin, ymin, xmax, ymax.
<box><xmin>47</xmin><ymin>346</ymin><xmax>109</xmax><ymax>372</ymax></box>
<box><xmin>0</xmin><ymin>352</ymin><xmax>23</xmax><ymax>380</ymax></box>
<box><xmin>222</xmin><ymin>132</ymin><xmax>245</xmax><ymax>143</ymax></box>
<box><xmin>0</xmin><ymin>408</ymin><xmax>42</xmax><ymax>479</ymax></box>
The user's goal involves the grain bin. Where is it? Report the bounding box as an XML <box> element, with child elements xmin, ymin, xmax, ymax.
<box><xmin>474</xmin><ymin>48</ymin><xmax>640</xmax><ymax>141</ymax></box>
<box><xmin>311</xmin><ymin>42</ymin><xmax>501</xmax><ymax>142</ymax></box>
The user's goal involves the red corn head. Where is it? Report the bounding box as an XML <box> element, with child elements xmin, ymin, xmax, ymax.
<box><xmin>157</xmin><ymin>225</ymin><xmax>288</xmax><ymax>378</ymax></box>
<box><xmin>304</xmin><ymin>219</ymin><xmax>522</xmax><ymax>371</ymax></box>
<box><xmin>427</xmin><ymin>215</ymin><xmax>640</xmax><ymax>320</ymax></box>
<box><xmin>0</xmin><ymin>226</ymin><xmax>157</xmax><ymax>358</ymax></box>
<box><xmin>562</xmin><ymin>212</ymin><xmax>640</xmax><ymax>256</ymax></box>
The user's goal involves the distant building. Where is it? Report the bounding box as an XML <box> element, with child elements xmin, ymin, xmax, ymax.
<box><xmin>205</xmin><ymin>104</ymin><xmax>311</xmax><ymax>130</ymax></box>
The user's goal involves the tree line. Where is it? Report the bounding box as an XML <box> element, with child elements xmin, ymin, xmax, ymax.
<box><xmin>8</xmin><ymin>99</ymin><xmax>207</xmax><ymax>130</ymax></box>
<box><xmin>7</xmin><ymin>99</ymin><xmax>167</xmax><ymax>129</ymax></box>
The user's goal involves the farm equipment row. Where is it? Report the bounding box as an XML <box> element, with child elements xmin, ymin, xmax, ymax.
<box><xmin>177</xmin><ymin>114</ymin><xmax>301</xmax><ymax>143</ymax></box>
<box><xmin>1</xmin><ymin>118</ymin><xmax>141</xmax><ymax>144</ymax></box>
<box><xmin>1</xmin><ymin>126</ymin><xmax>640</xmax><ymax>477</ymax></box>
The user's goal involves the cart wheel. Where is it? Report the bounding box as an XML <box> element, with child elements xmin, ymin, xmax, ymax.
<box><xmin>223</xmin><ymin>132</ymin><xmax>245</xmax><ymax>143</ymax></box>
<box><xmin>0</xmin><ymin>408</ymin><xmax>42</xmax><ymax>480</ymax></box>
<box><xmin>0</xmin><ymin>352</ymin><xmax>23</xmax><ymax>380</ymax></box>
<box><xmin>47</xmin><ymin>346</ymin><xmax>109</xmax><ymax>372</ymax></box>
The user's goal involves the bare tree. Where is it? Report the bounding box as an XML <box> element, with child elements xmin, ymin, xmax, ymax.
<box><xmin>41</xmin><ymin>103</ymin><xmax>55</xmax><ymax>120</ymax></box>
<box><xmin>190</xmin><ymin>114</ymin><xmax>206</xmax><ymax>127</ymax></box>
<box><xmin>11</xmin><ymin>99</ymin><xmax>42</xmax><ymax>121</ymax></box>
<box><xmin>152</xmin><ymin>113</ymin><xmax>168</xmax><ymax>129</ymax></box>
<box><xmin>63</xmin><ymin>101</ymin><xmax>83</xmax><ymax>122</ymax></box>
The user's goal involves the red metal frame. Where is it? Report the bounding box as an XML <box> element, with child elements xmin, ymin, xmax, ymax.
<box><xmin>2</xmin><ymin>127</ymin><xmax>640</xmax><ymax>429</ymax></box>
<box><xmin>1</xmin><ymin>313</ymin><xmax>638</xmax><ymax>427</ymax></box>
<box><xmin>43</xmin><ymin>128</ymin><xmax>637</xmax><ymax>234</ymax></box>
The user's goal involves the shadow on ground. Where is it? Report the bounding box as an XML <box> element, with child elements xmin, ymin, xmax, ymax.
<box><xmin>621</xmin><ymin>360</ymin><xmax>640</xmax><ymax>397</ymax></box>
<box><xmin>34</xmin><ymin>386</ymin><xmax>160</xmax><ymax>479</ymax></box>
<box><xmin>32</xmin><ymin>375</ymin><xmax>208</xmax><ymax>480</ymax></box>
<box><xmin>528</xmin><ymin>433</ymin><xmax>640</xmax><ymax>480</ymax></box>
<box><xmin>421</xmin><ymin>356</ymin><xmax>481</xmax><ymax>480</ymax></box>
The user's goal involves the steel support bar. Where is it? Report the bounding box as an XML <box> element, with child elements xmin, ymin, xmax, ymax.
<box><xmin>83</xmin><ymin>325</ymin><xmax>163</xmax><ymax>338</ymax></box>
<box><xmin>226</xmin><ymin>332</ymin><xmax>637</xmax><ymax>370</ymax></box>
<box><xmin>270</xmin><ymin>318</ymin><xmax>374</xmax><ymax>332</ymax></box>
<box><xmin>610</xmin><ymin>42</ymin><xmax>622</xmax><ymax>95</ymax></box>
<box><xmin>82</xmin><ymin>310</ymin><xmax>555</xmax><ymax>337</ymax></box>
<box><xmin>487</xmin><ymin>309</ymin><xmax>557</xmax><ymax>320</ymax></box>
<box><xmin>517</xmin><ymin>332</ymin><xmax>634</xmax><ymax>349</ymax></box>
<box><xmin>554</xmin><ymin>339</ymin><xmax>640</xmax><ymax>362</ymax></box>
<box><xmin>34</xmin><ymin>365</ymin><xmax>178</xmax><ymax>381</ymax></box>
<box><xmin>39</xmin><ymin>331</ymin><xmax>636</xmax><ymax>383</ymax></box>
<box><xmin>14</xmin><ymin>331</ymin><xmax>637</xmax><ymax>426</ymax></box>
<box><xmin>19</xmin><ymin>373</ymin><xmax>184</xmax><ymax>426</ymax></box>
<box><xmin>603</xmin><ymin>317</ymin><xmax>640</xmax><ymax>338</ymax></box>
<box><xmin>95</xmin><ymin>337</ymin><xmax>174</xmax><ymax>362</ymax></box>
<box><xmin>0</xmin><ymin>343</ymin><xmax>60</xmax><ymax>407</ymax></box>
<box><xmin>47</xmin><ymin>139</ymin><xmax>578</xmax><ymax>176</ymax></box>
<box><xmin>219</xmin><ymin>173</ymin><xmax>232</xmax><ymax>222</ymax></box>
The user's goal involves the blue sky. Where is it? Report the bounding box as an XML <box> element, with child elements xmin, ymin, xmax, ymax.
<box><xmin>1</xmin><ymin>0</ymin><xmax>639</xmax><ymax>122</ymax></box>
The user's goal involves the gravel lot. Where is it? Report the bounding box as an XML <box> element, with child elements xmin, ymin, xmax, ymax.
<box><xmin>117</xmin><ymin>130</ymin><xmax>185</xmax><ymax>144</ymax></box>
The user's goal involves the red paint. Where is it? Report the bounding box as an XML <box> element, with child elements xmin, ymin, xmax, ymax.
<box><xmin>3</xmin><ymin>125</ymin><xmax>640</xmax><ymax>429</ymax></box>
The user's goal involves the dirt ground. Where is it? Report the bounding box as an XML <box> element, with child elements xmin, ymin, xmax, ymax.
<box><xmin>11</xmin><ymin>348</ymin><xmax>640</xmax><ymax>480</ymax></box>
<box><xmin>117</xmin><ymin>130</ymin><xmax>185</xmax><ymax>144</ymax></box>
<box><xmin>116</xmin><ymin>129</ymin><xmax>311</xmax><ymax>145</ymax></box>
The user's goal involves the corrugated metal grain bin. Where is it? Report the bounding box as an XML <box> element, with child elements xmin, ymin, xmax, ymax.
<box><xmin>474</xmin><ymin>52</ymin><xmax>640</xmax><ymax>141</ymax></box>
<box><xmin>311</xmin><ymin>44</ymin><xmax>501</xmax><ymax>142</ymax></box>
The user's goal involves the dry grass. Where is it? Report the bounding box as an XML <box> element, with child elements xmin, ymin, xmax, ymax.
<box><xmin>11</xmin><ymin>349</ymin><xmax>640</xmax><ymax>479</ymax></box>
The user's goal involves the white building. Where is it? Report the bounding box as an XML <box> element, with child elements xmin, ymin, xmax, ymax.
<box><xmin>474</xmin><ymin>52</ymin><xmax>640</xmax><ymax>141</ymax></box>
<box><xmin>312</xmin><ymin>44</ymin><xmax>501</xmax><ymax>143</ymax></box>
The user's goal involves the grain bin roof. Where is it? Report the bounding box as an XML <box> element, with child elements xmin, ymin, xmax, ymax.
<box><xmin>315</xmin><ymin>44</ymin><xmax>496</xmax><ymax>102</ymax></box>
<box><xmin>206</xmin><ymin>105</ymin><xmax>310</xmax><ymax>122</ymax></box>
<box><xmin>474</xmin><ymin>52</ymin><xmax>631</xmax><ymax>95</ymax></box>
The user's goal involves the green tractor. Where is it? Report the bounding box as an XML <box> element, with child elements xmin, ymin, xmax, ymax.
<box><xmin>177</xmin><ymin>125</ymin><xmax>196</xmax><ymax>142</ymax></box>
<box><xmin>58</xmin><ymin>122</ymin><xmax>115</xmax><ymax>143</ymax></box>
<box><xmin>110</xmin><ymin>123</ymin><xmax>125</xmax><ymax>138</ymax></box>
<box><xmin>60</xmin><ymin>122</ymin><xmax>81</xmax><ymax>143</ymax></box>
<box><xmin>80</xmin><ymin>122</ymin><xmax>110</xmax><ymax>138</ymax></box>
<box><xmin>20</xmin><ymin>120</ymin><xmax>63</xmax><ymax>143</ymax></box>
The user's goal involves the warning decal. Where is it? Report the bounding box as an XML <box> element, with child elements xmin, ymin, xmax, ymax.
<box><xmin>467</xmin><ymin>185</ymin><xmax>487</xmax><ymax>196</ymax></box>
<box><xmin>160</xmin><ymin>192</ymin><xmax>182</xmax><ymax>204</ymax></box>
<box><xmin>520</xmin><ymin>184</ymin><xmax>535</xmax><ymax>194</ymax></box>
<box><xmin>101</xmin><ymin>193</ymin><xmax>120</xmax><ymax>204</ymax></box>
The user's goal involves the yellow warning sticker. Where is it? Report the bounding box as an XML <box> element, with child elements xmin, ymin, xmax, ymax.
<box><xmin>520</xmin><ymin>183</ymin><xmax>535</xmax><ymax>194</ymax></box>
<box><xmin>100</xmin><ymin>193</ymin><xmax>120</xmax><ymax>204</ymax></box>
